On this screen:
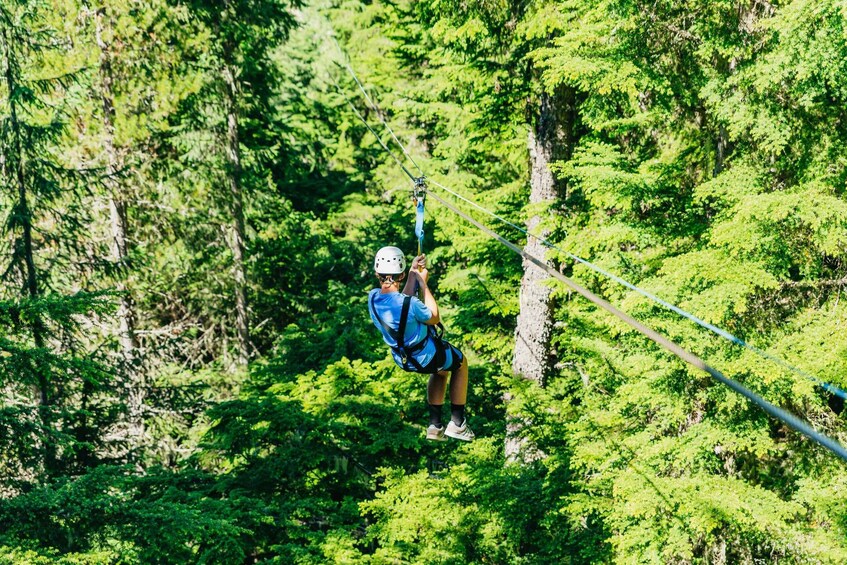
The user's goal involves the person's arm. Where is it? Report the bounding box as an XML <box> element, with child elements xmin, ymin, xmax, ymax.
<box><xmin>416</xmin><ymin>269</ymin><xmax>440</xmax><ymax>325</ymax></box>
<box><xmin>401</xmin><ymin>272</ymin><xmax>418</xmax><ymax>296</ymax></box>
<box><xmin>401</xmin><ymin>254</ymin><xmax>425</xmax><ymax>296</ymax></box>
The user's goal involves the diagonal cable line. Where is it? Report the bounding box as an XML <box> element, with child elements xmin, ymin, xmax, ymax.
<box><xmin>427</xmin><ymin>178</ymin><xmax>531</xmax><ymax>236</ymax></box>
<box><xmin>328</xmin><ymin>73</ymin><xmax>417</xmax><ymax>182</ymax></box>
<box><xmin>329</xmin><ymin>35</ymin><xmax>426</xmax><ymax>178</ymax></box>
<box><xmin>427</xmin><ymin>180</ymin><xmax>847</xmax><ymax>400</ymax></box>
<box><xmin>427</xmin><ymin>190</ymin><xmax>847</xmax><ymax>464</ymax></box>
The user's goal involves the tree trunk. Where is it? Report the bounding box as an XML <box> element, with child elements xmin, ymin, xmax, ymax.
<box><xmin>95</xmin><ymin>9</ymin><xmax>143</xmax><ymax>454</ymax></box>
<box><xmin>221</xmin><ymin>60</ymin><xmax>250</xmax><ymax>367</ymax></box>
<box><xmin>714</xmin><ymin>123</ymin><xmax>727</xmax><ymax>177</ymax></box>
<box><xmin>3</xmin><ymin>28</ymin><xmax>46</xmax><ymax>392</ymax></box>
<box><xmin>3</xmin><ymin>26</ymin><xmax>54</xmax><ymax>472</ymax></box>
<box><xmin>507</xmin><ymin>86</ymin><xmax>575</xmax><ymax>460</ymax></box>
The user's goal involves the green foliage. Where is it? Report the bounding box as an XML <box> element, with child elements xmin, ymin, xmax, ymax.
<box><xmin>0</xmin><ymin>0</ymin><xmax>846</xmax><ymax>562</ymax></box>
<box><xmin>0</xmin><ymin>465</ymin><xmax>251</xmax><ymax>563</ymax></box>
<box><xmin>522</xmin><ymin>0</ymin><xmax>847</xmax><ymax>559</ymax></box>
<box><xmin>0</xmin><ymin>0</ymin><xmax>125</xmax><ymax>482</ymax></box>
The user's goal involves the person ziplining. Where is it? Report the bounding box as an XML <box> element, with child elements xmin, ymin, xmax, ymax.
<box><xmin>334</xmin><ymin>39</ymin><xmax>847</xmax><ymax>462</ymax></box>
<box><xmin>368</xmin><ymin>246</ymin><xmax>475</xmax><ymax>442</ymax></box>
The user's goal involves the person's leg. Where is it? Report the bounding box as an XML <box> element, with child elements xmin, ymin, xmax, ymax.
<box><xmin>428</xmin><ymin>371</ymin><xmax>448</xmax><ymax>405</ymax></box>
<box><xmin>425</xmin><ymin>371</ymin><xmax>449</xmax><ymax>440</ymax></box>
<box><xmin>448</xmin><ymin>355</ymin><xmax>468</xmax><ymax>406</ymax></box>
<box><xmin>432</xmin><ymin>342</ymin><xmax>474</xmax><ymax>441</ymax></box>
<box><xmin>427</xmin><ymin>371</ymin><xmax>448</xmax><ymax>426</ymax></box>
<box><xmin>444</xmin><ymin>352</ymin><xmax>474</xmax><ymax>441</ymax></box>
<box><xmin>448</xmin><ymin>355</ymin><xmax>469</xmax><ymax>426</ymax></box>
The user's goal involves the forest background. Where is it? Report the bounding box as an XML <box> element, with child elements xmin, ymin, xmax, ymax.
<box><xmin>1</xmin><ymin>0</ymin><xmax>846</xmax><ymax>562</ymax></box>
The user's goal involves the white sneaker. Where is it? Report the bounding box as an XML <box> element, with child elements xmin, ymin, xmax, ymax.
<box><xmin>426</xmin><ymin>424</ymin><xmax>447</xmax><ymax>441</ymax></box>
<box><xmin>445</xmin><ymin>419</ymin><xmax>475</xmax><ymax>441</ymax></box>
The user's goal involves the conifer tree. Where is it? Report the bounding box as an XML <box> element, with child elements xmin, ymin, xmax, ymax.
<box><xmin>0</xmin><ymin>0</ymin><xmax>843</xmax><ymax>562</ymax></box>
<box><xmin>0</xmin><ymin>0</ymin><xmax>115</xmax><ymax>481</ymax></box>
<box><xmin>79</xmin><ymin>0</ymin><xmax>206</xmax><ymax>459</ymax></box>
<box><xmin>177</xmin><ymin>0</ymin><xmax>300</xmax><ymax>368</ymax></box>
<box><xmin>90</xmin><ymin>3</ymin><xmax>143</xmax><ymax>451</ymax></box>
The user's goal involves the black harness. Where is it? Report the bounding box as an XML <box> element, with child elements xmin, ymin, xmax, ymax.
<box><xmin>369</xmin><ymin>293</ymin><xmax>445</xmax><ymax>373</ymax></box>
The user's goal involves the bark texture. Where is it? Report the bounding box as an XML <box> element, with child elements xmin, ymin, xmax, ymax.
<box><xmin>222</xmin><ymin>59</ymin><xmax>251</xmax><ymax>367</ymax></box>
<box><xmin>96</xmin><ymin>9</ymin><xmax>143</xmax><ymax>452</ymax></box>
<box><xmin>512</xmin><ymin>87</ymin><xmax>575</xmax><ymax>384</ymax></box>
<box><xmin>507</xmin><ymin>86</ymin><xmax>575</xmax><ymax>460</ymax></box>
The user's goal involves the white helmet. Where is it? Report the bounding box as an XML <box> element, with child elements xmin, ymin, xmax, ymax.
<box><xmin>374</xmin><ymin>246</ymin><xmax>406</xmax><ymax>274</ymax></box>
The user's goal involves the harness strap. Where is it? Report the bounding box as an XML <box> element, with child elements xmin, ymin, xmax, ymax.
<box><xmin>370</xmin><ymin>294</ymin><xmax>444</xmax><ymax>373</ymax></box>
<box><xmin>396</xmin><ymin>295</ymin><xmax>412</xmax><ymax>360</ymax></box>
<box><xmin>370</xmin><ymin>293</ymin><xmax>436</xmax><ymax>371</ymax></box>
<box><xmin>398</xmin><ymin>296</ymin><xmax>430</xmax><ymax>371</ymax></box>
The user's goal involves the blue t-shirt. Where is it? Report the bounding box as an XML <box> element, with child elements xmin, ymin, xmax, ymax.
<box><xmin>368</xmin><ymin>288</ymin><xmax>436</xmax><ymax>367</ymax></box>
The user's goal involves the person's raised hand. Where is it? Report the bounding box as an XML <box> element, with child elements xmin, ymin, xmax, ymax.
<box><xmin>410</xmin><ymin>254</ymin><xmax>426</xmax><ymax>272</ymax></box>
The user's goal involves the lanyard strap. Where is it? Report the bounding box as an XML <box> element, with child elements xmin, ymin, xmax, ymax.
<box><xmin>413</xmin><ymin>178</ymin><xmax>426</xmax><ymax>256</ymax></box>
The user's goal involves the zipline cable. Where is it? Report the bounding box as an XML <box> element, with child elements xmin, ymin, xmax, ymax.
<box><xmin>329</xmin><ymin>35</ymin><xmax>427</xmax><ymax>178</ymax></box>
<box><xmin>327</xmin><ymin>73</ymin><xmax>417</xmax><ymax>182</ymax></box>
<box><xmin>427</xmin><ymin>190</ymin><xmax>847</xmax><ymax>463</ymax></box>
<box><xmin>426</xmin><ymin>179</ymin><xmax>847</xmax><ymax>401</ymax></box>
<box><xmin>327</xmin><ymin>42</ymin><xmax>846</xmax><ymax>400</ymax></box>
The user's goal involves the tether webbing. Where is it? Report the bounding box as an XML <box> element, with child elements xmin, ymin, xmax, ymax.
<box><xmin>428</xmin><ymin>190</ymin><xmax>847</xmax><ymax>464</ymax></box>
<box><xmin>414</xmin><ymin>195</ymin><xmax>425</xmax><ymax>256</ymax></box>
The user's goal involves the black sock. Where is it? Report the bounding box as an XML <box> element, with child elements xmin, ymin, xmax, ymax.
<box><xmin>429</xmin><ymin>404</ymin><xmax>443</xmax><ymax>427</ymax></box>
<box><xmin>450</xmin><ymin>404</ymin><xmax>465</xmax><ymax>426</ymax></box>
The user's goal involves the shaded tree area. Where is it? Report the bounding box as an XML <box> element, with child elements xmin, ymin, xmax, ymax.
<box><xmin>0</xmin><ymin>0</ymin><xmax>846</xmax><ymax>563</ymax></box>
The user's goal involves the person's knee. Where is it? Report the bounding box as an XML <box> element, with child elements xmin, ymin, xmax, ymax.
<box><xmin>452</xmin><ymin>355</ymin><xmax>467</xmax><ymax>377</ymax></box>
<box><xmin>452</xmin><ymin>346</ymin><xmax>466</xmax><ymax>367</ymax></box>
